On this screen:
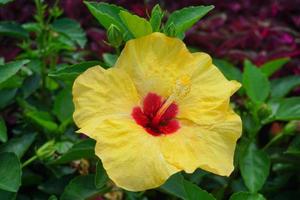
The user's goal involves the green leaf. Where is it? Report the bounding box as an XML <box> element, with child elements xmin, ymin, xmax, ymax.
<box><xmin>165</xmin><ymin>5</ymin><xmax>214</xmax><ymax>37</ymax></box>
<box><xmin>0</xmin><ymin>21</ymin><xmax>28</xmax><ymax>39</ymax></box>
<box><xmin>125</xmin><ymin>191</ymin><xmax>143</xmax><ymax>200</ymax></box>
<box><xmin>0</xmin><ymin>75</ymin><xmax>24</xmax><ymax>90</ymax></box>
<box><xmin>161</xmin><ymin>173</ymin><xmax>216</xmax><ymax>200</ymax></box>
<box><xmin>46</xmin><ymin>77</ymin><xmax>59</xmax><ymax>91</ymax></box>
<box><xmin>48</xmin><ymin>61</ymin><xmax>101</xmax><ymax>82</ymax></box>
<box><xmin>0</xmin><ymin>189</ymin><xmax>16</xmax><ymax>200</ymax></box>
<box><xmin>260</xmin><ymin>57</ymin><xmax>289</xmax><ymax>77</ymax></box>
<box><xmin>213</xmin><ymin>58</ymin><xmax>242</xmax><ymax>82</ymax></box>
<box><xmin>239</xmin><ymin>144</ymin><xmax>270</xmax><ymax>192</ymax></box>
<box><xmin>21</xmin><ymin>74</ymin><xmax>41</xmax><ymax>98</ymax></box>
<box><xmin>38</xmin><ymin>176</ymin><xmax>72</xmax><ymax>195</ymax></box>
<box><xmin>25</xmin><ymin>59</ymin><xmax>42</xmax><ymax>74</ymax></box>
<box><xmin>22</xmin><ymin>168</ymin><xmax>43</xmax><ymax>186</ymax></box>
<box><xmin>84</xmin><ymin>2</ymin><xmax>127</xmax><ymax>32</ymax></box>
<box><xmin>229</xmin><ymin>192</ymin><xmax>266</xmax><ymax>200</ymax></box>
<box><xmin>61</xmin><ymin>175</ymin><xmax>106</xmax><ymax>200</ymax></box>
<box><xmin>270</xmin><ymin>76</ymin><xmax>300</xmax><ymax>98</ymax></box>
<box><xmin>286</xmin><ymin>135</ymin><xmax>300</xmax><ymax>156</ymax></box>
<box><xmin>0</xmin><ymin>117</ymin><xmax>7</xmax><ymax>143</ymax></box>
<box><xmin>242</xmin><ymin>113</ymin><xmax>261</xmax><ymax>138</ymax></box>
<box><xmin>103</xmin><ymin>53</ymin><xmax>118</xmax><ymax>67</ymax></box>
<box><xmin>119</xmin><ymin>11</ymin><xmax>152</xmax><ymax>38</ymax></box>
<box><xmin>25</xmin><ymin>111</ymin><xmax>58</xmax><ymax>133</ymax></box>
<box><xmin>274</xmin><ymin>97</ymin><xmax>300</xmax><ymax>120</ymax></box>
<box><xmin>0</xmin><ymin>0</ymin><xmax>14</xmax><ymax>5</ymax></box>
<box><xmin>0</xmin><ymin>89</ymin><xmax>18</xmax><ymax>109</ymax></box>
<box><xmin>0</xmin><ymin>132</ymin><xmax>36</xmax><ymax>158</ymax></box>
<box><xmin>53</xmin><ymin>88</ymin><xmax>74</xmax><ymax>122</ymax></box>
<box><xmin>52</xmin><ymin>18</ymin><xmax>87</xmax><ymax>48</ymax></box>
<box><xmin>22</xmin><ymin>22</ymin><xmax>40</xmax><ymax>33</ymax></box>
<box><xmin>50</xmin><ymin>139</ymin><xmax>95</xmax><ymax>165</ymax></box>
<box><xmin>150</xmin><ymin>4</ymin><xmax>164</xmax><ymax>32</ymax></box>
<box><xmin>0</xmin><ymin>152</ymin><xmax>21</xmax><ymax>192</ymax></box>
<box><xmin>55</xmin><ymin>141</ymin><xmax>73</xmax><ymax>154</ymax></box>
<box><xmin>0</xmin><ymin>59</ymin><xmax>29</xmax><ymax>84</ymax></box>
<box><xmin>242</xmin><ymin>60</ymin><xmax>270</xmax><ymax>103</ymax></box>
<box><xmin>95</xmin><ymin>161</ymin><xmax>108</xmax><ymax>189</ymax></box>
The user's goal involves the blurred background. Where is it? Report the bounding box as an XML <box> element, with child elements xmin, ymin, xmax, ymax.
<box><xmin>1</xmin><ymin>1</ymin><xmax>300</xmax><ymax>200</ymax></box>
<box><xmin>1</xmin><ymin>0</ymin><xmax>300</xmax><ymax>76</ymax></box>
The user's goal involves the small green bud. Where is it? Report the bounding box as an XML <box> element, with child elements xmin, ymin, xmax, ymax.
<box><xmin>49</xmin><ymin>6</ymin><xmax>63</xmax><ymax>18</ymax></box>
<box><xmin>150</xmin><ymin>4</ymin><xmax>164</xmax><ymax>32</ymax></box>
<box><xmin>107</xmin><ymin>24</ymin><xmax>123</xmax><ymax>48</ymax></box>
<box><xmin>283</xmin><ymin>121</ymin><xmax>300</xmax><ymax>135</ymax></box>
<box><xmin>164</xmin><ymin>22</ymin><xmax>177</xmax><ymax>37</ymax></box>
<box><xmin>257</xmin><ymin>103</ymin><xmax>272</xmax><ymax>120</ymax></box>
<box><xmin>36</xmin><ymin>140</ymin><xmax>56</xmax><ymax>160</ymax></box>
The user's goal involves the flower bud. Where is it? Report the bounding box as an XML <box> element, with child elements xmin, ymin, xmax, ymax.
<box><xmin>257</xmin><ymin>103</ymin><xmax>272</xmax><ymax>120</ymax></box>
<box><xmin>283</xmin><ymin>121</ymin><xmax>300</xmax><ymax>135</ymax></box>
<box><xmin>150</xmin><ymin>4</ymin><xmax>164</xmax><ymax>32</ymax></box>
<box><xmin>49</xmin><ymin>6</ymin><xmax>63</xmax><ymax>18</ymax></box>
<box><xmin>107</xmin><ymin>25</ymin><xmax>123</xmax><ymax>48</ymax></box>
<box><xmin>164</xmin><ymin>23</ymin><xmax>177</xmax><ymax>37</ymax></box>
<box><xmin>36</xmin><ymin>140</ymin><xmax>56</xmax><ymax>160</ymax></box>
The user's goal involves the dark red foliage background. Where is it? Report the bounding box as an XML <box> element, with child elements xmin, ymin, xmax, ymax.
<box><xmin>1</xmin><ymin>0</ymin><xmax>300</xmax><ymax>75</ymax></box>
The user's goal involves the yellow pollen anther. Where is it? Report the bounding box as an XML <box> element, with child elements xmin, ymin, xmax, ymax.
<box><xmin>152</xmin><ymin>75</ymin><xmax>191</xmax><ymax>125</ymax></box>
<box><xmin>173</xmin><ymin>75</ymin><xmax>191</xmax><ymax>100</ymax></box>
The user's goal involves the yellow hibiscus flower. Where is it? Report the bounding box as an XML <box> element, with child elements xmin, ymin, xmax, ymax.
<box><xmin>72</xmin><ymin>32</ymin><xmax>242</xmax><ymax>191</ymax></box>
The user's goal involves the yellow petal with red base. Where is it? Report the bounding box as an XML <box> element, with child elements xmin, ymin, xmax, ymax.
<box><xmin>159</xmin><ymin>110</ymin><xmax>242</xmax><ymax>176</ymax></box>
<box><xmin>72</xmin><ymin>66</ymin><xmax>139</xmax><ymax>138</ymax></box>
<box><xmin>73</xmin><ymin>32</ymin><xmax>242</xmax><ymax>191</ymax></box>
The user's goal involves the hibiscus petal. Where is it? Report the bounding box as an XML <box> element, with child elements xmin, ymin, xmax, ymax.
<box><xmin>178</xmin><ymin>52</ymin><xmax>241</xmax><ymax>126</ymax></box>
<box><xmin>93</xmin><ymin>118</ymin><xmax>179</xmax><ymax>191</ymax></box>
<box><xmin>131</xmin><ymin>107</ymin><xmax>148</xmax><ymax>127</ymax></box>
<box><xmin>160</xmin><ymin>103</ymin><xmax>178</xmax><ymax>121</ymax></box>
<box><xmin>159</xmin><ymin>110</ymin><xmax>242</xmax><ymax>176</ymax></box>
<box><xmin>159</xmin><ymin>119</ymin><xmax>180</xmax><ymax>135</ymax></box>
<box><xmin>142</xmin><ymin>92</ymin><xmax>162</xmax><ymax>118</ymax></box>
<box><xmin>72</xmin><ymin>66</ymin><xmax>139</xmax><ymax>138</ymax></box>
<box><xmin>114</xmin><ymin>32</ymin><xmax>207</xmax><ymax>98</ymax></box>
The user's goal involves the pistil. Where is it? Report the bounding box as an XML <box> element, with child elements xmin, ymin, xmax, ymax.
<box><xmin>152</xmin><ymin>75</ymin><xmax>191</xmax><ymax>126</ymax></box>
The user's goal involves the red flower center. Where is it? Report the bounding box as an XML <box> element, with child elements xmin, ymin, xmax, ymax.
<box><xmin>132</xmin><ymin>92</ymin><xmax>180</xmax><ymax>136</ymax></box>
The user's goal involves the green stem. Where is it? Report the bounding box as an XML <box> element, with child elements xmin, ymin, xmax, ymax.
<box><xmin>22</xmin><ymin>155</ymin><xmax>38</xmax><ymax>168</ymax></box>
<box><xmin>34</xmin><ymin>0</ymin><xmax>48</xmax><ymax>98</ymax></box>
<box><xmin>262</xmin><ymin>132</ymin><xmax>284</xmax><ymax>150</ymax></box>
<box><xmin>49</xmin><ymin>54</ymin><xmax>57</xmax><ymax>70</ymax></box>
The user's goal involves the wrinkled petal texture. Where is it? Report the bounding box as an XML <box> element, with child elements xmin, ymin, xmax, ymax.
<box><xmin>94</xmin><ymin>118</ymin><xmax>179</xmax><ymax>191</ymax></box>
<box><xmin>72</xmin><ymin>66</ymin><xmax>139</xmax><ymax>138</ymax></box>
<box><xmin>159</xmin><ymin>110</ymin><xmax>242</xmax><ymax>176</ymax></box>
<box><xmin>114</xmin><ymin>33</ymin><xmax>211</xmax><ymax>98</ymax></box>
<box><xmin>73</xmin><ymin>32</ymin><xmax>242</xmax><ymax>191</ymax></box>
<box><xmin>115</xmin><ymin>33</ymin><xmax>242</xmax><ymax>175</ymax></box>
<box><xmin>178</xmin><ymin>52</ymin><xmax>241</xmax><ymax>126</ymax></box>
